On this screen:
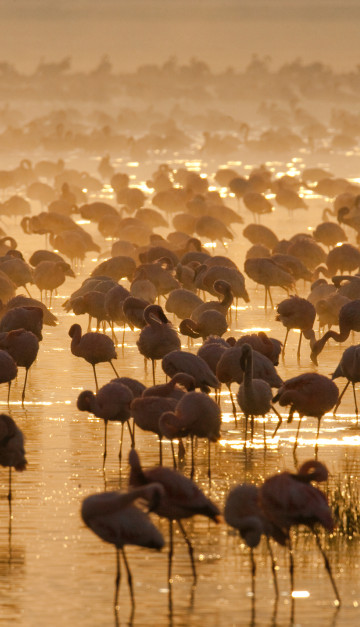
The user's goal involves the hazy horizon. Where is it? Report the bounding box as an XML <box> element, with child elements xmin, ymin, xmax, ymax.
<box><xmin>0</xmin><ymin>0</ymin><xmax>359</xmax><ymax>73</ymax></box>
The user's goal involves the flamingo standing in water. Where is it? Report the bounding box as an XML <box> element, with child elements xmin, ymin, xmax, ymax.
<box><xmin>129</xmin><ymin>448</ymin><xmax>220</xmax><ymax>585</ymax></box>
<box><xmin>81</xmin><ymin>484</ymin><xmax>165</xmax><ymax>610</ymax></box>
<box><xmin>69</xmin><ymin>323</ymin><xmax>119</xmax><ymax>391</ymax></box>
<box><xmin>225</xmin><ymin>483</ymin><xmax>287</xmax><ymax>600</ymax></box>
<box><xmin>0</xmin><ymin>329</ymin><xmax>39</xmax><ymax>405</ymax></box>
<box><xmin>311</xmin><ymin>299</ymin><xmax>360</xmax><ymax>365</ymax></box>
<box><xmin>77</xmin><ymin>381</ymin><xmax>134</xmax><ymax>469</ymax></box>
<box><xmin>332</xmin><ymin>345</ymin><xmax>360</xmax><ymax>422</ymax></box>
<box><xmin>275</xmin><ymin>295</ymin><xmax>316</xmax><ymax>358</ymax></box>
<box><xmin>136</xmin><ymin>304</ymin><xmax>181</xmax><ymax>384</ymax></box>
<box><xmin>259</xmin><ymin>460</ymin><xmax>341</xmax><ymax>606</ymax></box>
<box><xmin>0</xmin><ymin>414</ymin><xmax>27</xmax><ymax>524</ymax></box>
<box><xmin>272</xmin><ymin>372</ymin><xmax>339</xmax><ymax>453</ymax></box>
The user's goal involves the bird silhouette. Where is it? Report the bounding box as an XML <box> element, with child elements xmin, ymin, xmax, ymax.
<box><xmin>0</xmin><ymin>414</ymin><xmax>26</xmax><ymax>526</ymax></box>
<box><xmin>260</xmin><ymin>460</ymin><xmax>340</xmax><ymax>605</ymax></box>
<box><xmin>69</xmin><ymin>323</ymin><xmax>119</xmax><ymax>391</ymax></box>
<box><xmin>311</xmin><ymin>300</ymin><xmax>360</xmax><ymax>364</ymax></box>
<box><xmin>0</xmin><ymin>329</ymin><xmax>39</xmax><ymax>405</ymax></box>
<box><xmin>272</xmin><ymin>373</ymin><xmax>339</xmax><ymax>453</ymax></box>
<box><xmin>332</xmin><ymin>345</ymin><xmax>360</xmax><ymax>421</ymax></box>
<box><xmin>81</xmin><ymin>484</ymin><xmax>165</xmax><ymax>610</ymax></box>
<box><xmin>275</xmin><ymin>295</ymin><xmax>316</xmax><ymax>358</ymax></box>
<box><xmin>129</xmin><ymin>448</ymin><xmax>220</xmax><ymax>584</ymax></box>
<box><xmin>77</xmin><ymin>381</ymin><xmax>134</xmax><ymax>469</ymax></box>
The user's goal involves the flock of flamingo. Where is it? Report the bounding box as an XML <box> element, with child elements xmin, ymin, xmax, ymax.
<box><xmin>1</xmin><ymin>144</ymin><xmax>360</xmax><ymax>621</ymax></box>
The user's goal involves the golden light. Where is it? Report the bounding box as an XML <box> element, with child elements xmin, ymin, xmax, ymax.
<box><xmin>292</xmin><ymin>591</ymin><xmax>310</xmax><ymax>599</ymax></box>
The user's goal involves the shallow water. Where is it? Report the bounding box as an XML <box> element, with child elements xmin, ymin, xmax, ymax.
<box><xmin>0</xmin><ymin>150</ymin><xmax>359</xmax><ymax>627</ymax></box>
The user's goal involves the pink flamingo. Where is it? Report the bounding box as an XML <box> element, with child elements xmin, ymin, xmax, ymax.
<box><xmin>0</xmin><ymin>414</ymin><xmax>26</xmax><ymax>525</ymax></box>
<box><xmin>129</xmin><ymin>448</ymin><xmax>220</xmax><ymax>584</ymax></box>
<box><xmin>69</xmin><ymin>323</ymin><xmax>119</xmax><ymax>391</ymax></box>
<box><xmin>272</xmin><ymin>372</ymin><xmax>339</xmax><ymax>453</ymax></box>
<box><xmin>0</xmin><ymin>329</ymin><xmax>39</xmax><ymax>405</ymax></box>
<box><xmin>81</xmin><ymin>484</ymin><xmax>165</xmax><ymax>609</ymax></box>
<box><xmin>159</xmin><ymin>390</ymin><xmax>221</xmax><ymax>479</ymax></box>
<box><xmin>225</xmin><ymin>484</ymin><xmax>287</xmax><ymax>599</ymax></box>
<box><xmin>77</xmin><ymin>381</ymin><xmax>134</xmax><ymax>469</ymax></box>
<box><xmin>136</xmin><ymin>304</ymin><xmax>181</xmax><ymax>384</ymax></box>
<box><xmin>260</xmin><ymin>460</ymin><xmax>341</xmax><ymax>605</ymax></box>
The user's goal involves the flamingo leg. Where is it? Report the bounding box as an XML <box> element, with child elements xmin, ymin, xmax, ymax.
<box><xmin>7</xmin><ymin>381</ymin><xmax>11</xmax><ymax>406</ymax></box>
<box><xmin>244</xmin><ymin>414</ymin><xmax>248</xmax><ymax>448</ymax></box>
<box><xmin>207</xmin><ymin>440</ymin><xmax>211</xmax><ymax>482</ymax></box>
<box><xmin>313</xmin><ymin>529</ymin><xmax>341</xmax><ymax>607</ymax></box>
<box><xmin>121</xmin><ymin>547</ymin><xmax>135</xmax><ymax>608</ymax></box>
<box><xmin>333</xmin><ymin>381</ymin><xmax>349</xmax><ymax>416</ymax></box>
<box><xmin>315</xmin><ymin>417</ymin><xmax>321</xmax><ymax>457</ymax></box>
<box><xmin>114</xmin><ymin>548</ymin><xmax>121</xmax><ymax>609</ymax></box>
<box><xmin>294</xmin><ymin>416</ymin><xmax>303</xmax><ymax>452</ymax></box>
<box><xmin>352</xmin><ymin>382</ymin><xmax>359</xmax><ymax>424</ymax></box>
<box><xmin>159</xmin><ymin>437</ymin><xmax>163</xmax><ymax>466</ymax></box>
<box><xmin>127</xmin><ymin>420</ymin><xmax>134</xmax><ymax>447</ymax></box>
<box><xmin>288</xmin><ymin>535</ymin><xmax>295</xmax><ymax>598</ymax></box>
<box><xmin>297</xmin><ymin>331</ymin><xmax>303</xmax><ymax>358</ymax></box>
<box><xmin>177</xmin><ymin>520</ymin><xmax>197</xmax><ymax>584</ymax></box>
<box><xmin>266</xmin><ymin>537</ymin><xmax>279</xmax><ymax>599</ymax></box>
<box><xmin>92</xmin><ymin>364</ymin><xmax>99</xmax><ymax>392</ymax></box>
<box><xmin>228</xmin><ymin>385</ymin><xmax>238</xmax><ymax>426</ymax></box>
<box><xmin>268</xmin><ymin>287</ymin><xmax>274</xmax><ymax>309</ymax></box>
<box><xmin>109</xmin><ymin>360</ymin><xmax>119</xmax><ymax>378</ymax></box>
<box><xmin>152</xmin><ymin>359</ymin><xmax>156</xmax><ymax>385</ymax></box>
<box><xmin>282</xmin><ymin>328</ymin><xmax>289</xmax><ymax>356</ymax></box>
<box><xmin>118</xmin><ymin>422</ymin><xmax>124</xmax><ymax>466</ymax></box>
<box><xmin>21</xmin><ymin>368</ymin><xmax>29</xmax><ymax>407</ymax></box>
<box><xmin>250</xmin><ymin>547</ymin><xmax>256</xmax><ymax>600</ymax></box>
<box><xmin>168</xmin><ymin>520</ymin><xmax>173</xmax><ymax>584</ymax></box>
<box><xmin>103</xmin><ymin>420</ymin><xmax>108</xmax><ymax>471</ymax></box>
<box><xmin>190</xmin><ymin>435</ymin><xmax>195</xmax><ymax>479</ymax></box>
<box><xmin>171</xmin><ymin>441</ymin><xmax>177</xmax><ymax>469</ymax></box>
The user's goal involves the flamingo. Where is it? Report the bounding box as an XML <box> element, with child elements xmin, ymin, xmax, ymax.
<box><xmin>130</xmin><ymin>396</ymin><xmax>178</xmax><ymax>465</ymax></box>
<box><xmin>0</xmin><ymin>329</ymin><xmax>39</xmax><ymax>405</ymax></box>
<box><xmin>332</xmin><ymin>345</ymin><xmax>360</xmax><ymax>421</ymax></box>
<box><xmin>224</xmin><ymin>484</ymin><xmax>287</xmax><ymax>600</ymax></box>
<box><xmin>77</xmin><ymin>381</ymin><xmax>134</xmax><ymax>469</ymax></box>
<box><xmin>81</xmin><ymin>484</ymin><xmax>165</xmax><ymax>610</ymax></box>
<box><xmin>129</xmin><ymin>448</ymin><xmax>220</xmax><ymax>584</ymax></box>
<box><xmin>244</xmin><ymin>257</ymin><xmax>294</xmax><ymax>309</ymax></box>
<box><xmin>159</xmin><ymin>390</ymin><xmax>221</xmax><ymax>478</ymax></box>
<box><xmin>68</xmin><ymin>323</ymin><xmax>119</xmax><ymax>391</ymax></box>
<box><xmin>162</xmin><ymin>349</ymin><xmax>220</xmax><ymax>394</ymax></box>
<box><xmin>0</xmin><ymin>414</ymin><xmax>26</xmax><ymax>524</ymax></box>
<box><xmin>260</xmin><ymin>460</ymin><xmax>341</xmax><ymax>605</ymax></box>
<box><xmin>275</xmin><ymin>295</ymin><xmax>316</xmax><ymax>357</ymax></box>
<box><xmin>179</xmin><ymin>309</ymin><xmax>228</xmax><ymax>341</ymax></box>
<box><xmin>0</xmin><ymin>349</ymin><xmax>18</xmax><ymax>404</ymax></box>
<box><xmin>136</xmin><ymin>304</ymin><xmax>181</xmax><ymax>384</ymax></box>
<box><xmin>311</xmin><ymin>300</ymin><xmax>360</xmax><ymax>364</ymax></box>
<box><xmin>237</xmin><ymin>343</ymin><xmax>280</xmax><ymax>445</ymax></box>
<box><xmin>272</xmin><ymin>372</ymin><xmax>339</xmax><ymax>453</ymax></box>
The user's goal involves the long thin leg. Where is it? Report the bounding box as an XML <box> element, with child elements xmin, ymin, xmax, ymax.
<box><xmin>315</xmin><ymin>417</ymin><xmax>321</xmax><ymax>458</ymax></box>
<box><xmin>92</xmin><ymin>364</ymin><xmax>99</xmax><ymax>392</ymax></box>
<box><xmin>333</xmin><ymin>381</ymin><xmax>350</xmax><ymax>415</ymax></box>
<box><xmin>266</xmin><ymin>537</ymin><xmax>279</xmax><ymax>599</ymax></box>
<box><xmin>268</xmin><ymin>287</ymin><xmax>274</xmax><ymax>308</ymax></box>
<box><xmin>103</xmin><ymin>420</ymin><xmax>108</xmax><ymax>471</ymax></box>
<box><xmin>109</xmin><ymin>360</ymin><xmax>119</xmax><ymax>378</ymax></box>
<box><xmin>114</xmin><ymin>548</ymin><xmax>121</xmax><ymax>609</ymax></box>
<box><xmin>352</xmin><ymin>382</ymin><xmax>359</xmax><ymax>425</ymax></box>
<box><xmin>177</xmin><ymin>520</ymin><xmax>197</xmax><ymax>584</ymax></box>
<box><xmin>293</xmin><ymin>416</ymin><xmax>303</xmax><ymax>453</ymax></box>
<box><xmin>7</xmin><ymin>381</ymin><xmax>11</xmax><ymax>406</ymax></box>
<box><xmin>207</xmin><ymin>440</ymin><xmax>211</xmax><ymax>482</ymax></box>
<box><xmin>250</xmin><ymin>546</ymin><xmax>256</xmax><ymax>598</ymax></box>
<box><xmin>288</xmin><ymin>535</ymin><xmax>294</xmax><ymax>598</ymax></box>
<box><xmin>121</xmin><ymin>547</ymin><xmax>135</xmax><ymax>608</ymax></box>
<box><xmin>313</xmin><ymin>529</ymin><xmax>341</xmax><ymax>606</ymax></box>
<box><xmin>228</xmin><ymin>385</ymin><xmax>238</xmax><ymax>427</ymax></box>
<box><xmin>159</xmin><ymin>437</ymin><xmax>163</xmax><ymax>466</ymax></box>
<box><xmin>297</xmin><ymin>331</ymin><xmax>303</xmax><ymax>358</ymax></box>
<box><xmin>152</xmin><ymin>359</ymin><xmax>156</xmax><ymax>385</ymax></box>
<box><xmin>22</xmin><ymin>368</ymin><xmax>29</xmax><ymax>406</ymax></box>
<box><xmin>168</xmin><ymin>520</ymin><xmax>173</xmax><ymax>583</ymax></box>
<box><xmin>171</xmin><ymin>441</ymin><xmax>177</xmax><ymax>468</ymax></box>
<box><xmin>282</xmin><ymin>328</ymin><xmax>289</xmax><ymax>355</ymax></box>
<box><xmin>127</xmin><ymin>420</ymin><xmax>134</xmax><ymax>447</ymax></box>
<box><xmin>118</xmin><ymin>422</ymin><xmax>124</xmax><ymax>466</ymax></box>
<box><xmin>190</xmin><ymin>435</ymin><xmax>195</xmax><ymax>479</ymax></box>
<box><xmin>272</xmin><ymin>411</ymin><xmax>283</xmax><ymax>438</ymax></box>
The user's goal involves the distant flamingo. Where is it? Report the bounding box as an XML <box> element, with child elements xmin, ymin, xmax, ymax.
<box><xmin>260</xmin><ymin>460</ymin><xmax>341</xmax><ymax>605</ymax></box>
<box><xmin>129</xmin><ymin>448</ymin><xmax>220</xmax><ymax>584</ymax></box>
<box><xmin>179</xmin><ymin>309</ymin><xmax>228</xmax><ymax>340</ymax></box>
<box><xmin>332</xmin><ymin>345</ymin><xmax>360</xmax><ymax>421</ymax></box>
<box><xmin>244</xmin><ymin>257</ymin><xmax>294</xmax><ymax>309</ymax></box>
<box><xmin>159</xmin><ymin>390</ymin><xmax>221</xmax><ymax>478</ymax></box>
<box><xmin>136</xmin><ymin>304</ymin><xmax>181</xmax><ymax>384</ymax></box>
<box><xmin>143</xmin><ymin>372</ymin><xmax>196</xmax><ymax>399</ymax></box>
<box><xmin>311</xmin><ymin>299</ymin><xmax>360</xmax><ymax>364</ymax></box>
<box><xmin>225</xmin><ymin>484</ymin><xmax>287</xmax><ymax>599</ymax></box>
<box><xmin>275</xmin><ymin>295</ymin><xmax>316</xmax><ymax>357</ymax></box>
<box><xmin>0</xmin><ymin>329</ymin><xmax>39</xmax><ymax>405</ymax></box>
<box><xmin>272</xmin><ymin>373</ymin><xmax>339</xmax><ymax>452</ymax></box>
<box><xmin>69</xmin><ymin>323</ymin><xmax>119</xmax><ymax>391</ymax></box>
<box><xmin>0</xmin><ymin>305</ymin><xmax>43</xmax><ymax>340</ymax></box>
<box><xmin>81</xmin><ymin>484</ymin><xmax>165</xmax><ymax>609</ymax></box>
<box><xmin>77</xmin><ymin>381</ymin><xmax>134</xmax><ymax>469</ymax></box>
